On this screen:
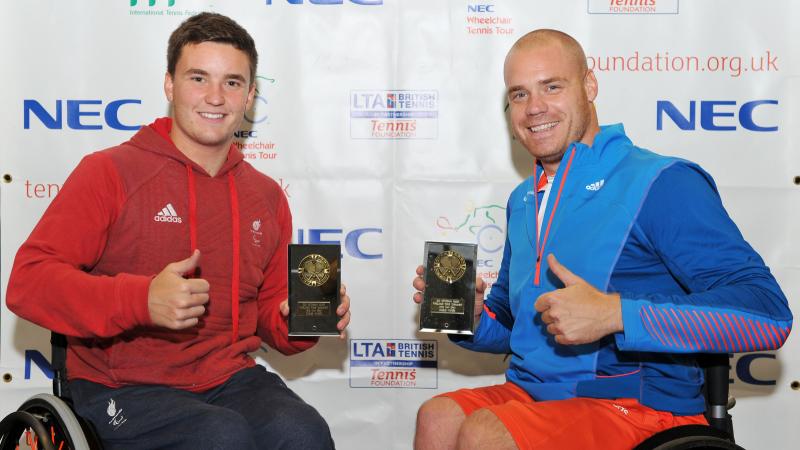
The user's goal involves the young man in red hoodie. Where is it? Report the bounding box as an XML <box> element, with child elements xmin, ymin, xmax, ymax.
<box><xmin>7</xmin><ymin>12</ymin><xmax>349</xmax><ymax>450</ymax></box>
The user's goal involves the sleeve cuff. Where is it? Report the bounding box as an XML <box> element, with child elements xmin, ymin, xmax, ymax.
<box><xmin>615</xmin><ymin>296</ymin><xmax>648</xmax><ymax>351</ymax></box>
<box><xmin>116</xmin><ymin>273</ymin><xmax>155</xmax><ymax>329</ymax></box>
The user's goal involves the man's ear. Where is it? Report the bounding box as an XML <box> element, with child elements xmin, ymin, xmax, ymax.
<box><xmin>246</xmin><ymin>79</ymin><xmax>257</xmax><ymax>108</ymax></box>
<box><xmin>584</xmin><ymin>70</ymin><xmax>598</xmax><ymax>103</ymax></box>
<box><xmin>164</xmin><ymin>71</ymin><xmax>174</xmax><ymax>103</ymax></box>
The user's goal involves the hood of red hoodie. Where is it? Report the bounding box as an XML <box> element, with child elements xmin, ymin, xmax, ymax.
<box><xmin>127</xmin><ymin>117</ymin><xmax>244</xmax><ymax>177</ymax></box>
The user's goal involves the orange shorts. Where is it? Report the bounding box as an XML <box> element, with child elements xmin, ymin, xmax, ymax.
<box><xmin>439</xmin><ymin>382</ymin><xmax>707</xmax><ymax>450</ymax></box>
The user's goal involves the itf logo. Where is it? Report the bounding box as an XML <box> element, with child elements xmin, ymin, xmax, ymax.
<box><xmin>237</xmin><ymin>75</ymin><xmax>280</xmax><ymax>161</ymax></box>
<box><xmin>129</xmin><ymin>0</ymin><xmax>185</xmax><ymax>16</ymax></box>
<box><xmin>130</xmin><ymin>0</ymin><xmax>175</xmax><ymax>6</ymax></box>
<box><xmin>350</xmin><ymin>339</ymin><xmax>437</xmax><ymax>388</ymax></box>
<box><xmin>436</xmin><ymin>203</ymin><xmax>506</xmax><ymax>290</ymax></box>
<box><xmin>587</xmin><ymin>0</ymin><xmax>679</xmax><ymax>14</ymax></box>
<box><xmin>350</xmin><ymin>90</ymin><xmax>438</xmax><ymax>139</ymax></box>
<box><xmin>245</xmin><ymin>75</ymin><xmax>275</xmax><ymax>125</ymax></box>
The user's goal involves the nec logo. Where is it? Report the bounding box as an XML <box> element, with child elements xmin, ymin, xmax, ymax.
<box><xmin>657</xmin><ymin>99</ymin><xmax>778</xmax><ymax>132</ymax></box>
<box><xmin>24</xmin><ymin>99</ymin><xmax>142</xmax><ymax>131</ymax></box>
<box><xmin>297</xmin><ymin>228</ymin><xmax>382</xmax><ymax>259</ymax></box>
<box><xmin>234</xmin><ymin>130</ymin><xmax>258</xmax><ymax>138</ymax></box>
<box><xmin>266</xmin><ymin>0</ymin><xmax>382</xmax><ymax>5</ymax></box>
<box><xmin>730</xmin><ymin>353</ymin><xmax>777</xmax><ymax>386</ymax></box>
<box><xmin>468</xmin><ymin>4</ymin><xmax>495</xmax><ymax>12</ymax></box>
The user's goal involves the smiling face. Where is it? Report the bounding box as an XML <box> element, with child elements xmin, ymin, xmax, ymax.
<box><xmin>164</xmin><ymin>41</ymin><xmax>255</xmax><ymax>158</ymax></box>
<box><xmin>504</xmin><ymin>35</ymin><xmax>599</xmax><ymax>174</ymax></box>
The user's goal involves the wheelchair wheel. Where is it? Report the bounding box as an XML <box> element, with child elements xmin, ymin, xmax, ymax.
<box><xmin>0</xmin><ymin>410</ymin><xmax>56</xmax><ymax>450</ymax></box>
<box><xmin>0</xmin><ymin>394</ymin><xmax>95</xmax><ymax>450</ymax></box>
<box><xmin>647</xmin><ymin>435</ymin><xmax>745</xmax><ymax>449</ymax></box>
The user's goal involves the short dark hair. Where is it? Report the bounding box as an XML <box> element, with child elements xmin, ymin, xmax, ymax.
<box><xmin>167</xmin><ymin>12</ymin><xmax>258</xmax><ymax>83</ymax></box>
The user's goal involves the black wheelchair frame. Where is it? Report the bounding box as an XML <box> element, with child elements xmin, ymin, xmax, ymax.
<box><xmin>633</xmin><ymin>353</ymin><xmax>744</xmax><ymax>450</ymax></box>
<box><xmin>1</xmin><ymin>335</ymin><xmax>744</xmax><ymax>449</ymax></box>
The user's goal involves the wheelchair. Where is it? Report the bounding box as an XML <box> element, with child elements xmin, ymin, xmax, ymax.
<box><xmin>0</xmin><ymin>334</ymin><xmax>102</xmax><ymax>450</ymax></box>
<box><xmin>634</xmin><ymin>353</ymin><xmax>744</xmax><ymax>450</ymax></box>
<box><xmin>1</xmin><ymin>338</ymin><xmax>744</xmax><ymax>450</ymax></box>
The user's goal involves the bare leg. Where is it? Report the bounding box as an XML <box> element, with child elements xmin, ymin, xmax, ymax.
<box><xmin>414</xmin><ymin>397</ymin><xmax>467</xmax><ymax>450</ymax></box>
<box><xmin>457</xmin><ymin>408</ymin><xmax>517</xmax><ymax>450</ymax></box>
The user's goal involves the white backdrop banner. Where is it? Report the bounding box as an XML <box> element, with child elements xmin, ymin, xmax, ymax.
<box><xmin>1</xmin><ymin>1</ymin><xmax>798</xmax><ymax>449</ymax></box>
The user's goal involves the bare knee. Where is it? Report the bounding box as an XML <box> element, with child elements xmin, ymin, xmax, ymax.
<box><xmin>457</xmin><ymin>408</ymin><xmax>517</xmax><ymax>450</ymax></box>
<box><xmin>415</xmin><ymin>397</ymin><xmax>465</xmax><ymax>450</ymax></box>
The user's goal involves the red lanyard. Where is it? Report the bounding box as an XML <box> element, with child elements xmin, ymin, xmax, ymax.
<box><xmin>533</xmin><ymin>147</ymin><xmax>576</xmax><ymax>286</ymax></box>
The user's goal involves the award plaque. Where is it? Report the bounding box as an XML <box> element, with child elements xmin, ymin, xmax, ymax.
<box><xmin>419</xmin><ymin>241</ymin><xmax>477</xmax><ymax>335</ymax></box>
<box><xmin>288</xmin><ymin>244</ymin><xmax>341</xmax><ymax>336</ymax></box>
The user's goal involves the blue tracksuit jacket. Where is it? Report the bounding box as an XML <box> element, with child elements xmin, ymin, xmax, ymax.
<box><xmin>456</xmin><ymin>124</ymin><xmax>793</xmax><ymax>414</ymax></box>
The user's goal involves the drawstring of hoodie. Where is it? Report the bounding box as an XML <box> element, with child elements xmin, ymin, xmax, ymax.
<box><xmin>185</xmin><ymin>165</ymin><xmax>241</xmax><ymax>345</ymax></box>
<box><xmin>186</xmin><ymin>165</ymin><xmax>198</xmax><ymax>252</ymax></box>
<box><xmin>228</xmin><ymin>172</ymin><xmax>240</xmax><ymax>345</ymax></box>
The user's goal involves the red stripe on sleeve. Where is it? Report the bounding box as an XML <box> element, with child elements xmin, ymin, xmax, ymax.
<box><xmin>730</xmin><ymin>314</ymin><xmax>756</xmax><ymax>351</ymax></box>
<box><xmin>678</xmin><ymin>309</ymin><xmax>708</xmax><ymax>350</ymax></box>
<box><xmin>651</xmin><ymin>306</ymin><xmax>680</xmax><ymax>348</ymax></box>
<box><xmin>694</xmin><ymin>311</ymin><xmax>719</xmax><ymax>351</ymax></box>
<box><xmin>678</xmin><ymin>309</ymin><xmax>705</xmax><ymax>349</ymax></box>
<box><xmin>779</xmin><ymin>326</ymin><xmax>790</xmax><ymax>342</ymax></box>
<box><xmin>770</xmin><ymin>324</ymin><xmax>787</xmax><ymax>346</ymax></box>
<box><xmin>721</xmin><ymin>313</ymin><xmax>744</xmax><ymax>352</ymax></box>
<box><xmin>748</xmin><ymin>319</ymin><xmax>767</xmax><ymax>349</ymax></box>
<box><xmin>483</xmin><ymin>304</ymin><xmax>497</xmax><ymax>320</ymax></box>
<box><xmin>661</xmin><ymin>308</ymin><xmax>687</xmax><ymax>349</ymax></box>
<box><xmin>641</xmin><ymin>308</ymin><xmax>669</xmax><ymax>347</ymax></box>
<box><xmin>761</xmin><ymin>322</ymin><xmax>780</xmax><ymax>349</ymax></box>
<box><xmin>669</xmin><ymin>308</ymin><xmax>695</xmax><ymax>350</ymax></box>
<box><xmin>708</xmin><ymin>311</ymin><xmax>734</xmax><ymax>351</ymax></box>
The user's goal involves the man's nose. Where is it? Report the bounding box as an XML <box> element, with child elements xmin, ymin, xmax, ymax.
<box><xmin>205</xmin><ymin>83</ymin><xmax>225</xmax><ymax>106</ymax></box>
<box><xmin>525</xmin><ymin>93</ymin><xmax>547</xmax><ymax>116</ymax></box>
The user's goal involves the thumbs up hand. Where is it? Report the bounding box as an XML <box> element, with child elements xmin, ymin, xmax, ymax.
<box><xmin>533</xmin><ymin>254</ymin><xmax>623</xmax><ymax>345</ymax></box>
<box><xmin>148</xmin><ymin>249</ymin><xmax>211</xmax><ymax>330</ymax></box>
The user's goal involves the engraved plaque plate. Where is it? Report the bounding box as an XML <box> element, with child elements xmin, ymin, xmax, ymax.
<box><xmin>288</xmin><ymin>244</ymin><xmax>341</xmax><ymax>336</ymax></box>
<box><xmin>419</xmin><ymin>241</ymin><xmax>477</xmax><ymax>335</ymax></box>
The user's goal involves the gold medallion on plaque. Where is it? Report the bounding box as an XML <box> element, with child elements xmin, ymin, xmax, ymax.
<box><xmin>433</xmin><ymin>250</ymin><xmax>467</xmax><ymax>284</ymax></box>
<box><xmin>298</xmin><ymin>254</ymin><xmax>331</xmax><ymax>287</ymax></box>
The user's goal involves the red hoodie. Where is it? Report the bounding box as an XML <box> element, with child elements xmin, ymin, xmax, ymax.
<box><xmin>7</xmin><ymin>118</ymin><xmax>316</xmax><ymax>392</ymax></box>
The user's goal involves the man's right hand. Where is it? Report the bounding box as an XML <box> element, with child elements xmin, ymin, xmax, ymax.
<box><xmin>148</xmin><ymin>249</ymin><xmax>210</xmax><ymax>329</ymax></box>
<box><xmin>412</xmin><ymin>265</ymin><xmax>487</xmax><ymax>328</ymax></box>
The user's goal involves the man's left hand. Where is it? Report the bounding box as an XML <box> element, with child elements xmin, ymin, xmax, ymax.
<box><xmin>279</xmin><ymin>284</ymin><xmax>351</xmax><ymax>339</ymax></box>
<box><xmin>534</xmin><ymin>254</ymin><xmax>623</xmax><ymax>345</ymax></box>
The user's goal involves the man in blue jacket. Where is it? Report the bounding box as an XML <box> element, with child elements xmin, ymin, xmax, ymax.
<box><xmin>411</xmin><ymin>29</ymin><xmax>792</xmax><ymax>450</ymax></box>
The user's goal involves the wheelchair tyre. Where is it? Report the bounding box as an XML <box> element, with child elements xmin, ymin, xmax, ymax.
<box><xmin>647</xmin><ymin>435</ymin><xmax>745</xmax><ymax>450</ymax></box>
<box><xmin>0</xmin><ymin>410</ymin><xmax>56</xmax><ymax>450</ymax></box>
<box><xmin>16</xmin><ymin>394</ymin><xmax>94</xmax><ymax>450</ymax></box>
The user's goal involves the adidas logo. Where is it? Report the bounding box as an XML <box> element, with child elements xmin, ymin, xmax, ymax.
<box><xmin>585</xmin><ymin>179</ymin><xmax>605</xmax><ymax>191</ymax></box>
<box><xmin>154</xmin><ymin>203</ymin><xmax>183</xmax><ymax>223</ymax></box>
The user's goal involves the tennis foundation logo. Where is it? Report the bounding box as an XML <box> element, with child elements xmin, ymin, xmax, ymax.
<box><xmin>350</xmin><ymin>90</ymin><xmax>438</xmax><ymax>139</ymax></box>
<box><xmin>350</xmin><ymin>339</ymin><xmax>437</xmax><ymax>388</ymax></box>
<box><xmin>587</xmin><ymin>0</ymin><xmax>679</xmax><ymax>14</ymax></box>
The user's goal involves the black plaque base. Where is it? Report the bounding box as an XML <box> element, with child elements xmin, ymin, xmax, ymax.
<box><xmin>288</xmin><ymin>244</ymin><xmax>341</xmax><ymax>336</ymax></box>
<box><xmin>419</xmin><ymin>241</ymin><xmax>477</xmax><ymax>335</ymax></box>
